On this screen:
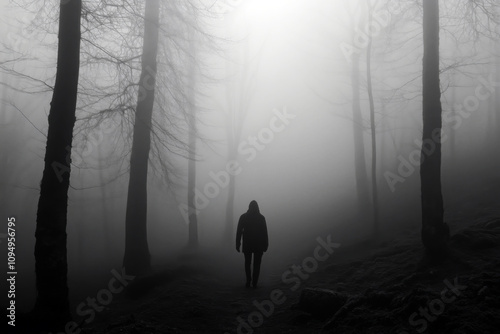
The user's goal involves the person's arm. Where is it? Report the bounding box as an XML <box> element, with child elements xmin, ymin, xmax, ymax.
<box><xmin>236</xmin><ymin>215</ymin><xmax>244</xmax><ymax>252</ymax></box>
<box><xmin>263</xmin><ymin>217</ymin><xmax>268</xmax><ymax>252</ymax></box>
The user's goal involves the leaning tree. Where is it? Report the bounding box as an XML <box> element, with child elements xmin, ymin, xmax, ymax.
<box><xmin>32</xmin><ymin>0</ymin><xmax>82</xmax><ymax>330</ymax></box>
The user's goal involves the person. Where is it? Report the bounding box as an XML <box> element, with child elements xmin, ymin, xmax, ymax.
<box><xmin>236</xmin><ymin>200</ymin><xmax>268</xmax><ymax>288</ymax></box>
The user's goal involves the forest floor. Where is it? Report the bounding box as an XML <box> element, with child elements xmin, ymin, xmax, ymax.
<box><xmin>14</xmin><ymin>175</ymin><xmax>500</xmax><ymax>334</ymax></box>
<box><xmin>54</xmin><ymin>180</ymin><xmax>499</xmax><ymax>334</ymax></box>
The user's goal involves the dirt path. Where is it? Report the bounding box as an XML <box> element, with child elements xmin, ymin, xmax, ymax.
<box><xmin>81</xmin><ymin>183</ymin><xmax>500</xmax><ymax>334</ymax></box>
<box><xmin>82</xmin><ymin>250</ymin><xmax>318</xmax><ymax>334</ymax></box>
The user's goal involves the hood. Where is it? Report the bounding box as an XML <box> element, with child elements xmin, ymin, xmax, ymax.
<box><xmin>248</xmin><ymin>200</ymin><xmax>260</xmax><ymax>214</ymax></box>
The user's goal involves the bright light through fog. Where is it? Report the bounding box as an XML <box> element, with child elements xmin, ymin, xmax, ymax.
<box><xmin>231</xmin><ymin>0</ymin><xmax>304</xmax><ymax>36</ymax></box>
<box><xmin>221</xmin><ymin>0</ymin><xmax>319</xmax><ymax>131</ymax></box>
<box><xmin>2</xmin><ymin>0</ymin><xmax>500</xmax><ymax>332</ymax></box>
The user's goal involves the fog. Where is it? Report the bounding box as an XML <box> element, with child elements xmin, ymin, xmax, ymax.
<box><xmin>1</xmin><ymin>0</ymin><xmax>499</xmax><ymax>333</ymax></box>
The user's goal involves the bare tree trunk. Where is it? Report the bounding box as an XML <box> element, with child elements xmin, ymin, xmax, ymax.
<box><xmin>0</xmin><ymin>73</ymin><xmax>6</xmax><ymax>124</ymax></box>
<box><xmin>98</xmin><ymin>145</ymin><xmax>111</xmax><ymax>253</ymax></box>
<box><xmin>0</xmin><ymin>73</ymin><xmax>8</xmax><ymax>207</ymax></box>
<box><xmin>496</xmin><ymin>48</ymin><xmax>500</xmax><ymax>151</ymax></box>
<box><xmin>33</xmin><ymin>0</ymin><xmax>81</xmax><ymax>330</ymax></box>
<box><xmin>123</xmin><ymin>0</ymin><xmax>160</xmax><ymax>275</ymax></box>
<box><xmin>366</xmin><ymin>7</ymin><xmax>379</xmax><ymax>238</ymax></box>
<box><xmin>449</xmin><ymin>74</ymin><xmax>456</xmax><ymax>165</ymax></box>
<box><xmin>223</xmin><ymin>37</ymin><xmax>258</xmax><ymax>244</ymax></box>
<box><xmin>343</xmin><ymin>1</ymin><xmax>369</xmax><ymax>216</ymax></box>
<box><xmin>76</xmin><ymin>174</ymin><xmax>86</xmax><ymax>267</ymax></box>
<box><xmin>187</xmin><ymin>129</ymin><xmax>198</xmax><ymax>247</ymax></box>
<box><xmin>187</xmin><ymin>24</ymin><xmax>198</xmax><ymax>247</ymax></box>
<box><xmin>187</xmin><ymin>118</ymin><xmax>198</xmax><ymax>247</ymax></box>
<box><xmin>379</xmin><ymin>103</ymin><xmax>389</xmax><ymax>174</ymax></box>
<box><xmin>224</xmin><ymin>147</ymin><xmax>237</xmax><ymax>242</ymax></box>
<box><xmin>351</xmin><ymin>53</ymin><xmax>370</xmax><ymax>214</ymax></box>
<box><xmin>421</xmin><ymin>0</ymin><xmax>448</xmax><ymax>255</ymax></box>
<box><xmin>486</xmin><ymin>83</ymin><xmax>495</xmax><ymax>144</ymax></box>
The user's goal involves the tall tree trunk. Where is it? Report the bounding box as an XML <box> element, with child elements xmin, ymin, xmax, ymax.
<box><xmin>496</xmin><ymin>48</ymin><xmax>500</xmax><ymax>152</ymax></box>
<box><xmin>33</xmin><ymin>0</ymin><xmax>81</xmax><ymax>330</ymax></box>
<box><xmin>223</xmin><ymin>37</ymin><xmax>258</xmax><ymax>244</ymax></box>
<box><xmin>379</xmin><ymin>102</ymin><xmax>389</xmax><ymax>174</ymax></box>
<box><xmin>187</xmin><ymin>24</ymin><xmax>198</xmax><ymax>247</ymax></box>
<box><xmin>486</xmin><ymin>82</ymin><xmax>495</xmax><ymax>145</ymax></box>
<box><xmin>98</xmin><ymin>146</ymin><xmax>111</xmax><ymax>253</ymax></box>
<box><xmin>351</xmin><ymin>53</ymin><xmax>370</xmax><ymax>214</ymax></box>
<box><xmin>187</xmin><ymin>125</ymin><xmax>198</xmax><ymax>247</ymax></box>
<box><xmin>449</xmin><ymin>74</ymin><xmax>456</xmax><ymax>165</ymax></box>
<box><xmin>421</xmin><ymin>0</ymin><xmax>448</xmax><ymax>255</ymax></box>
<box><xmin>0</xmin><ymin>73</ymin><xmax>6</xmax><ymax>124</ymax></box>
<box><xmin>224</xmin><ymin>147</ymin><xmax>237</xmax><ymax>242</ymax></box>
<box><xmin>123</xmin><ymin>0</ymin><xmax>160</xmax><ymax>275</ymax></box>
<box><xmin>366</xmin><ymin>8</ymin><xmax>379</xmax><ymax>238</ymax></box>
<box><xmin>76</xmin><ymin>173</ymin><xmax>86</xmax><ymax>267</ymax></box>
<box><xmin>0</xmin><ymin>73</ymin><xmax>8</xmax><ymax>207</ymax></box>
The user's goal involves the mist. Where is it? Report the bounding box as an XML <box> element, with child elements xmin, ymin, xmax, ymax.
<box><xmin>1</xmin><ymin>0</ymin><xmax>499</xmax><ymax>333</ymax></box>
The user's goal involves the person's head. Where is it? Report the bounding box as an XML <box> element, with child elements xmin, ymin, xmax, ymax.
<box><xmin>248</xmin><ymin>200</ymin><xmax>260</xmax><ymax>214</ymax></box>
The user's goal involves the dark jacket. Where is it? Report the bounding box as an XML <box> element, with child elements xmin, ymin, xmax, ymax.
<box><xmin>236</xmin><ymin>201</ymin><xmax>268</xmax><ymax>253</ymax></box>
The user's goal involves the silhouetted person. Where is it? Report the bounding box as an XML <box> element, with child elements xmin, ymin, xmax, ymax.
<box><xmin>236</xmin><ymin>200</ymin><xmax>268</xmax><ymax>288</ymax></box>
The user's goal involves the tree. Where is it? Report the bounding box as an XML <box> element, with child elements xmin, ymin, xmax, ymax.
<box><xmin>97</xmin><ymin>145</ymin><xmax>112</xmax><ymax>253</ymax></box>
<box><xmin>448</xmin><ymin>72</ymin><xmax>457</xmax><ymax>165</ymax></box>
<box><xmin>187</xmin><ymin>12</ymin><xmax>199</xmax><ymax>248</ymax></box>
<box><xmin>123</xmin><ymin>0</ymin><xmax>160</xmax><ymax>275</ymax></box>
<box><xmin>222</xmin><ymin>23</ymin><xmax>263</xmax><ymax>243</ymax></box>
<box><xmin>495</xmin><ymin>40</ymin><xmax>500</xmax><ymax>150</ymax></box>
<box><xmin>32</xmin><ymin>0</ymin><xmax>81</xmax><ymax>330</ymax></box>
<box><xmin>351</xmin><ymin>54</ymin><xmax>371</xmax><ymax>215</ymax></box>
<box><xmin>420</xmin><ymin>0</ymin><xmax>449</xmax><ymax>255</ymax></box>
<box><xmin>345</xmin><ymin>3</ymin><xmax>371</xmax><ymax>217</ymax></box>
<box><xmin>365</xmin><ymin>0</ymin><xmax>379</xmax><ymax>238</ymax></box>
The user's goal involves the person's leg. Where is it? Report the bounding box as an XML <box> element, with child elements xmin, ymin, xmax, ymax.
<box><xmin>252</xmin><ymin>252</ymin><xmax>263</xmax><ymax>288</ymax></box>
<box><xmin>244</xmin><ymin>252</ymin><xmax>252</xmax><ymax>287</ymax></box>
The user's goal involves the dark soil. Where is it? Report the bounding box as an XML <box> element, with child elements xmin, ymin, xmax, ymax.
<box><xmin>71</xmin><ymin>216</ymin><xmax>500</xmax><ymax>334</ymax></box>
